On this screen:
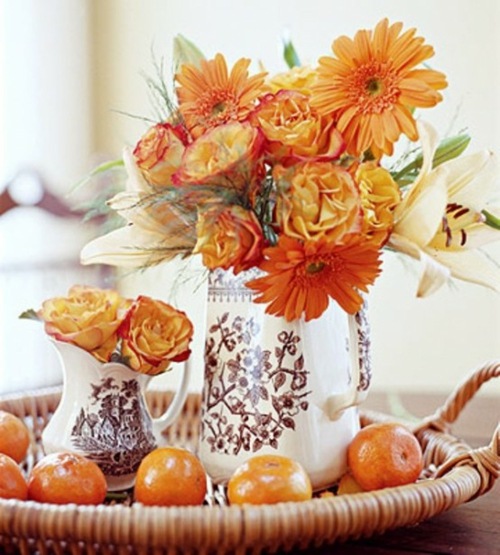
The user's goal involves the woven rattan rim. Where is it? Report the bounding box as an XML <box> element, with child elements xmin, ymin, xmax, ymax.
<box><xmin>0</xmin><ymin>363</ymin><xmax>498</xmax><ymax>554</ymax></box>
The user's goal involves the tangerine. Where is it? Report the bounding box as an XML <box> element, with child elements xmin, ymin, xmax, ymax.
<box><xmin>227</xmin><ymin>454</ymin><xmax>312</xmax><ymax>505</ymax></box>
<box><xmin>0</xmin><ymin>410</ymin><xmax>30</xmax><ymax>463</ymax></box>
<box><xmin>347</xmin><ymin>422</ymin><xmax>424</xmax><ymax>491</ymax></box>
<box><xmin>134</xmin><ymin>447</ymin><xmax>207</xmax><ymax>506</ymax></box>
<box><xmin>0</xmin><ymin>453</ymin><xmax>28</xmax><ymax>500</ymax></box>
<box><xmin>336</xmin><ymin>472</ymin><xmax>365</xmax><ymax>495</ymax></box>
<box><xmin>28</xmin><ymin>452</ymin><xmax>107</xmax><ymax>505</ymax></box>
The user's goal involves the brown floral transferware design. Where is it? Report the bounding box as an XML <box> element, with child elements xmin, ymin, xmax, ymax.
<box><xmin>201</xmin><ymin>268</ymin><xmax>372</xmax><ymax>456</ymax></box>
<box><xmin>355</xmin><ymin>301</ymin><xmax>371</xmax><ymax>392</ymax></box>
<box><xmin>202</xmin><ymin>311</ymin><xmax>312</xmax><ymax>455</ymax></box>
<box><xmin>71</xmin><ymin>377</ymin><xmax>156</xmax><ymax>476</ymax></box>
<box><xmin>206</xmin><ymin>268</ymin><xmax>255</xmax><ymax>303</ymax></box>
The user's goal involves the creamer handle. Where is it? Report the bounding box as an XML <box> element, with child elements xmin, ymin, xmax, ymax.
<box><xmin>152</xmin><ymin>356</ymin><xmax>192</xmax><ymax>443</ymax></box>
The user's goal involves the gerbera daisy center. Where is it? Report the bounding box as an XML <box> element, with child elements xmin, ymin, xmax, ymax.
<box><xmin>306</xmin><ymin>261</ymin><xmax>326</xmax><ymax>274</ymax></box>
<box><xmin>299</xmin><ymin>254</ymin><xmax>346</xmax><ymax>287</ymax></box>
<box><xmin>350</xmin><ymin>62</ymin><xmax>400</xmax><ymax>114</ymax></box>
<box><xmin>212</xmin><ymin>101</ymin><xmax>227</xmax><ymax>115</ymax></box>
<box><xmin>198</xmin><ymin>90</ymin><xmax>239</xmax><ymax>126</ymax></box>
<box><xmin>366</xmin><ymin>78</ymin><xmax>383</xmax><ymax>96</ymax></box>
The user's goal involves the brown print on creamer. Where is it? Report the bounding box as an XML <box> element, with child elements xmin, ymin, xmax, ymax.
<box><xmin>71</xmin><ymin>377</ymin><xmax>156</xmax><ymax>476</ymax></box>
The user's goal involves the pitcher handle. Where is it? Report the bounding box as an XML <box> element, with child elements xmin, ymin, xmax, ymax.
<box><xmin>151</xmin><ymin>356</ymin><xmax>192</xmax><ymax>443</ymax></box>
<box><xmin>325</xmin><ymin>309</ymin><xmax>370</xmax><ymax>420</ymax></box>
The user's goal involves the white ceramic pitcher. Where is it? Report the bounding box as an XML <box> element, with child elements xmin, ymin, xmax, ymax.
<box><xmin>198</xmin><ymin>269</ymin><xmax>371</xmax><ymax>491</ymax></box>
<box><xmin>42</xmin><ymin>340</ymin><xmax>191</xmax><ymax>491</ymax></box>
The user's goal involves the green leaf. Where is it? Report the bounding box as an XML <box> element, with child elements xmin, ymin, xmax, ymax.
<box><xmin>283</xmin><ymin>39</ymin><xmax>301</xmax><ymax>69</ymax></box>
<box><xmin>392</xmin><ymin>133</ymin><xmax>471</xmax><ymax>185</ymax></box>
<box><xmin>433</xmin><ymin>133</ymin><xmax>471</xmax><ymax>167</ymax></box>
<box><xmin>173</xmin><ymin>34</ymin><xmax>205</xmax><ymax>70</ymax></box>
<box><xmin>19</xmin><ymin>309</ymin><xmax>41</xmax><ymax>321</ymax></box>
<box><xmin>71</xmin><ymin>159</ymin><xmax>124</xmax><ymax>193</ymax></box>
<box><xmin>482</xmin><ymin>209</ymin><xmax>500</xmax><ymax>230</ymax></box>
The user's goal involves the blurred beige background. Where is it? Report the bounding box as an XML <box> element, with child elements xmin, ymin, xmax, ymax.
<box><xmin>1</xmin><ymin>0</ymin><xmax>499</xmax><ymax>396</ymax></box>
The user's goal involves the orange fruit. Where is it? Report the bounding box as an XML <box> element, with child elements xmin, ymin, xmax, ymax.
<box><xmin>0</xmin><ymin>410</ymin><xmax>30</xmax><ymax>463</ymax></box>
<box><xmin>134</xmin><ymin>447</ymin><xmax>207</xmax><ymax>506</ymax></box>
<box><xmin>0</xmin><ymin>453</ymin><xmax>28</xmax><ymax>500</ymax></box>
<box><xmin>28</xmin><ymin>452</ymin><xmax>107</xmax><ymax>505</ymax></box>
<box><xmin>347</xmin><ymin>422</ymin><xmax>424</xmax><ymax>491</ymax></box>
<box><xmin>227</xmin><ymin>454</ymin><xmax>312</xmax><ymax>505</ymax></box>
<box><xmin>336</xmin><ymin>472</ymin><xmax>365</xmax><ymax>495</ymax></box>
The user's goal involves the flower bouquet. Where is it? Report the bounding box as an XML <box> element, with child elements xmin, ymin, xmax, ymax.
<box><xmin>80</xmin><ymin>18</ymin><xmax>500</xmax><ymax>323</ymax></box>
<box><xmin>75</xmin><ymin>18</ymin><xmax>500</xmax><ymax>488</ymax></box>
<box><xmin>21</xmin><ymin>285</ymin><xmax>194</xmax><ymax>375</ymax></box>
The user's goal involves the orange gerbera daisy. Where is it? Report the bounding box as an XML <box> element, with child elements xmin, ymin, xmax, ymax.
<box><xmin>246</xmin><ymin>236</ymin><xmax>381</xmax><ymax>320</ymax></box>
<box><xmin>310</xmin><ymin>18</ymin><xmax>447</xmax><ymax>158</ymax></box>
<box><xmin>175</xmin><ymin>54</ymin><xmax>267</xmax><ymax>138</ymax></box>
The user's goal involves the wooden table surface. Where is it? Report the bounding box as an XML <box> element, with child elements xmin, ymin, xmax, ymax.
<box><xmin>292</xmin><ymin>391</ymin><xmax>500</xmax><ymax>555</ymax></box>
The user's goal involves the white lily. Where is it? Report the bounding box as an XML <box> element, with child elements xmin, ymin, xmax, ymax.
<box><xmin>80</xmin><ymin>148</ymin><xmax>196</xmax><ymax>268</ymax></box>
<box><xmin>388</xmin><ymin>120</ymin><xmax>500</xmax><ymax>296</ymax></box>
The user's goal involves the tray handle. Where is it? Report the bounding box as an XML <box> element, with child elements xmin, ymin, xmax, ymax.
<box><xmin>414</xmin><ymin>361</ymin><xmax>500</xmax><ymax>497</ymax></box>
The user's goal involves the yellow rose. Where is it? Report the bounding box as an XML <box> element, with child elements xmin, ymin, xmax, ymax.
<box><xmin>194</xmin><ymin>205</ymin><xmax>264</xmax><ymax>274</ymax></box>
<box><xmin>266</xmin><ymin>65</ymin><xmax>318</xmax><ymax>96</ymax></box>
<box><xmin>133</xmin><ymin>123</ymin><xmax>186</xmax><ymax>186</ymax></box>
<box><xmin>275</xmin><ymin>162</ymin><xmax>361</xmax><ymax>243</ymax></box>
<box><xmin>39</xmin><ymin>286</ymin><xmax>125</xmax><ymax>363</ymax></box>
<box><xmin>355</xmin><ymin>162</ymin><xmax>401</xmax><ymax>246</ymax></box>
<box><xmin>119</xmin><ymin>297</ymin><xmax>194</xmax><ymax>375</ymax></box>
<box><xmin>172</xmin><ymin>122</ymin><xmax>264</xmax><ymax>197</ymax></box>
<box><xmin>249</xmin><ymin>90</ymin><xmax>344</xmax><ymax>165</ymax></box>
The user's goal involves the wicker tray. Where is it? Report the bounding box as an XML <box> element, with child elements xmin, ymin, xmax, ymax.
<box><xmin>0</xmin><ymin>363</ymin><xmax>498</xmax><ymax>554</ymax></box>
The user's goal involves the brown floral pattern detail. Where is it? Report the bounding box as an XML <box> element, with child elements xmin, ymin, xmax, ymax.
<box><xmin>201</xmin><ymin>313</ymin><xmax>311</xmax><ymax>455</ymax></box>
<box><xmin>71</xmin><ymin>377</ymin><xmax>156</xmax><ymax>476</ymax></box>
<box><xmin>355</xmin><ymin>301</ymin><xmax>371</xmax><ymax>392</ymax></box>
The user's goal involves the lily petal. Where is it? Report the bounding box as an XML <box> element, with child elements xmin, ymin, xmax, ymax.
<box><xmin>387</xmin><ymin>232</ymin><xmax>451</xmax><ymax>296</ymax></box>
<box><xmin>108</xmin><ymin>188</ymin><xmax>196</xmax><ymax>241</ymax></box>
<box><xmin>441</xmin><ymin>150</ymin><xmax>498</xmax><ymax>209</ymax></box>
<box><xmin>393</xmin><ymin>165</ymin><xmax>448</xmax><ymax>246</ymax></box>
<box><xmin>387</xmin><ymin>232</ymin><xmax>421</xmax><ymax>259</ymax></box>
<box><xmin>108</xmin><ymin>191</ymin><xmax>142</xmax><ymax>212</ymax></box>
<box><xmin>416</xmin><ymin>250</ymin><xmax>451</xmax><ymax>297</ymax></box>
<box><xmin>428</xmin><ymin>248</ymin><xmax>500</xmax><ymax>292</ymax></box>
<box><xmin>396</xmin><ymin>120</ymin><xmax>439</xmax><ymax>214</ymax></box>
<box><xmin>438</xmin><ymin>221</ymin><xmax>500</xmax><ymax>251</ymax></box>
<box><xmin>80</xmin><ymin>226</ymin><xmax>179</xmax><ymax>268</ymax></box>
<box><xmin>123</xmin><ymin>146</ymin><xmax>149</xmax><ymax>194</ymax></box>
<box><xmin>417</xmin><ymin>120</ymin><xmax>439</xmax><ymax>179</ymax></box>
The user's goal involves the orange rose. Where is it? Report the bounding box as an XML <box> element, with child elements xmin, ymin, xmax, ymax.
<box><xmin>133</xmin><ymin>123</ymin><xmax>187</xmax><ymax>186</ymax></box>
<box><xmin>194</xmin><ymin>205</ymin><xmax>264</xmax><ymax>274</ymax></box>
<box><xmin>249</xmin><ymin>90</ymin><xmax>344</xmax><ymax>165</ymax></box>
<box><xmin>118</xmin><ymin>297</ymin><xmax>194</xmax><ymax>375</ymax></box>
<box><xmin>355</xmin><ymin>162</ymin><xmax>401</xmax><ymax>246</ymax></box>
<box><xmin>38</xmin><ymin>286</ymin><xmax>125</xmax><ymax>363</ymax></box>
<box><xmin>275</xmin><ymin>162</ymin><xmax>362</xmax><ymax>243</ymax></box>
<box><xmin>172</xmin><ymin>122</ymin><xmax>264</xmax><ymax>197</ymax></box>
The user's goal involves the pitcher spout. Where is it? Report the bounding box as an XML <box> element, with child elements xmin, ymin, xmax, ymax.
<box><xmin>50</xmin><ymin>339</ymin><xmax>106</xmax><ymax>383</ymax></box>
